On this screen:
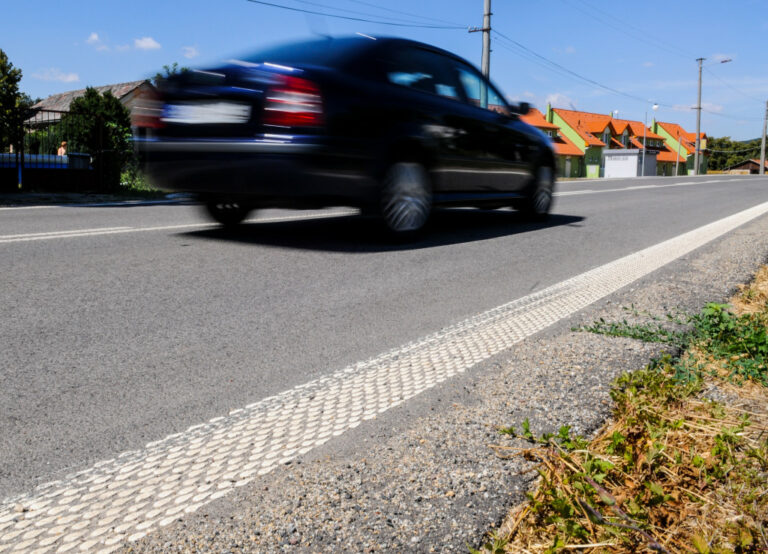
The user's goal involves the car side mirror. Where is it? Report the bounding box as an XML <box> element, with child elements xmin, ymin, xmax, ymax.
<box><xmin>517</xmin><ymin>102</ymin><xmax>531</xmax><ymax>115</ymax></box>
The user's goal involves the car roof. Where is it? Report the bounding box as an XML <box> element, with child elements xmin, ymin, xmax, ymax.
<box><xmin>238</xmin><ymin>35</ymin><xmax>470</xmax><ymax>70</ymax></box>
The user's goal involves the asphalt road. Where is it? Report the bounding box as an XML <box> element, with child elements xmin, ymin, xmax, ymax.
<box><xmin>2</xmin><ymin>174</ymin><xmax>768</xmax><ymax>502</ymax></box>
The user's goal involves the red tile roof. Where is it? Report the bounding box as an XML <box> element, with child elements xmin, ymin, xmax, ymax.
<box><xmin>610</xmin><ymin>120</ymin><xmax>630</xmax><ymax>135</ymax></box>
<box><xmin>552</xmin><ymin>132</ymin><xmax>584</xmax><ymax>157</ymax></box>
<box><xmin>656</xmin><ymin>122</ymin><xmax>698</xmax><ymax>155</ymax></box>
<box><xmin>552</xmin><ymin>108</ymin><xmax>606</xmax><ymax>147</ymax></box>
<box><xmin>519</xmin><ymin>107</ymin><xmax>559</xmax><ymax>130</ymax></box>
<box><xmin>656</xmin><ymin>145</ymin><xmax>686</xmax><ymax>163</ymax></box>
<box><xmin>609</xmin><ymin>137</ymin><xmax>624</xmax><ymax>148</ymax></box>
<box><xmin>611</xmin><ymin>118</ymin><xmax>664</xmax><ymax>140</ymax></box>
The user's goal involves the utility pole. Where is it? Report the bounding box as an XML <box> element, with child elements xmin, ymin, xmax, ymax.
<box><xmin>469</xmin><ymin>0</ymin><xmax>491</xmax><ymax>107</ymax></box>
<box><xmin>642</xmin><ymin>112</ymin><xmax>647</xmax><ymax>177</ymax></box>
<box><xmin>481</xmin><ymin>0</ymin><xmax>491</xmax><ymax>79</ymax></box>
<box><xmin>675</xmin><ymin>139</ymin><xmax>681</xmax><ymax>176</ymax></box>
<box><xmin>761</xmin><ymin>100</ymin><xmax>767</xmax><ymax>176</ymax></box>
<box><xmin>694</xmin><ymin>57</ymin><xmax>704</xmax><ymax>175</ymax></box>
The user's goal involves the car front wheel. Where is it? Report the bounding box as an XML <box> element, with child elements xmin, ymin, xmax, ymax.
<box><xmin>379</xmin><ymin>162</ymin><xmax>432</xmax><ymax>236</ymax></box>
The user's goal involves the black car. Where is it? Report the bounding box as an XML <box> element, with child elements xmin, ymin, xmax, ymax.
<box><xmin>134</xmin><ymin>36</ymin><xmax>556</xmax><ymax>235</ymax></box>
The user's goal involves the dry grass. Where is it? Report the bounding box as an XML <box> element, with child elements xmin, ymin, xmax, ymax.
<box><xmin>481</xmin><ymin>268</ymin><xmax>768</xmax><ymax>554</ymax></box>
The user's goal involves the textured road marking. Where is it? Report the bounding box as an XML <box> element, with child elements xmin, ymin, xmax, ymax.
<box><xmin>3</xmin><ymin>201</ymin><xmax>768</xmax><ymax>552</ymax></box>
<box><xmin>0</xmin><ymin>210</ymin><xmax>358</xmax><ymax>244</ymax></box>
<box><xmin>555</xmin><ymin>178</ymin><xmax>736</xmax><ymax>197</ymax></box>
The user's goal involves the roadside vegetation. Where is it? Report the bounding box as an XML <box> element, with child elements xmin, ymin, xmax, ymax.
<box><xmin>478</xmin><ymin>266</ymin><xmax>768</xmax><ymax>553</ymax></box>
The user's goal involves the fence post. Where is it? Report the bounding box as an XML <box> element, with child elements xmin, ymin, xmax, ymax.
<box><xmin>98</xmin><ymin>114</ymin><xmax>103</xmax><ymax>191</ymax></box>
<box><xmin>17</xmin><ymin>118</ymin><xmax>23</xmax><ymax>189</ymax></box>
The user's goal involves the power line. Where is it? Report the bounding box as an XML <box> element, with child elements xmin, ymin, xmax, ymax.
<box><xmin>493</xmin><ymin>30</ymin><xmax>764</xmax><ymax>124</ymax></box>
<box><xmin>560</xmin><ymin>0</ymin><xmax>696</xmax><ymax>60</ymax></box>
<box><xmin>706</xmin><ymin>146</ymin><xmax>761</xmax><ymax>153</ymax></box>
<box><xmin>701</xmin><ymin>108</ymin><xmax>762</xmax><ymax>122</ymax></box>
<box><xmin>704</xmin><ymin>68</ymin><xmax>764</xmax><ymax>104</ymax></box>
<box><xmin>492</xmin><ymin>30</ymin><xmax>664</xmax><ymax>106</ymax></box>
<box><xmin>290</xmin><ymin>0</ymin><xmax>455</xmax><ymax>26</ymax></box>
<box><xmin>244</xmin><ymin>0</ymin><xmax>465</xmax><ymax>28</ymax></box>
<box><xmin>342</xmin><ymin>0</ymin><xmax>463</xmax><ymax>27</ymax></box>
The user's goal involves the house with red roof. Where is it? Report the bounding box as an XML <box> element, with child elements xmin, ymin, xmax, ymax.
<box><xmin>544</xmin><ymin>106</ymin><xmax>606</xmax><ymax>178</ymax></box>
<box><xmin>543</xmin><ymin>105</ymin><xmax>688</xmax><ymax>177</ymax></box>
<box><xmin>652</xmin><ymin>121</ymin><xmax>708</xmax><ymax>175</ymax></box>
<box><xmin>519</xmin><ymin>107</ymin><xmax>583</xmax><ymax>177</ymax></box>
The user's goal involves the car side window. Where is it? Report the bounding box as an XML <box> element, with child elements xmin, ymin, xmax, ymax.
<box><xmin>380</xmin><ymin>47</ymin><xmax>460</xmax><ymax>100</ymax></box>
<box><xmin>454</xmin><ymin>64</ymin><xmax>510</xmax><ymax>116</ymax></box>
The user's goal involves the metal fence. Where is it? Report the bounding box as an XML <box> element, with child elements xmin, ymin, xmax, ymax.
<box><xmin>1</xmin><ymin>108</ymin><xmax>102</xmax><ymax>192</ymax></box>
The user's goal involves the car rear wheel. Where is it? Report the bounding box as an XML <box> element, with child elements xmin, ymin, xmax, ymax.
<box><xmin>205</xmin><ymin>200</ymin><xmax>251</xmax><ymax>227</ymax></box>
<box><xmin>519</xmin><ymin>166</ymin><xmax>554</xmax><ymax>220</ymax></box>
<box><xmin>379</xmin><ymin>162</ymin><xmax>432</xmax><ymax>236</ymax></box>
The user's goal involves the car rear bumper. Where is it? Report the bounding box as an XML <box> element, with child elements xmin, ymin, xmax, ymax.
<box><xmin>135</xmin><ymin>138</ymin><xmax>379</xmax><ymax>208</ymax></box>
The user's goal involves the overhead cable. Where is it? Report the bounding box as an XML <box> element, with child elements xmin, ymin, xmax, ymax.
<box><xmin>244</xmin><ymin>0</ymin><xmax>465</xmax><ymax>28</ymax></box>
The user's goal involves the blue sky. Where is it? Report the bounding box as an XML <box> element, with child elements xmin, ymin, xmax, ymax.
<box><xmin>3</xmin><ymin>0</ymin><xmax>767</xmax><ymax>140</ymax></box>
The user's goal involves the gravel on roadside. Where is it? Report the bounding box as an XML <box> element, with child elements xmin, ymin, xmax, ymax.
<box><xmin>125</xmin><ymin>215</ymin><xmax>768</xmax><ymax>553</ymax></box>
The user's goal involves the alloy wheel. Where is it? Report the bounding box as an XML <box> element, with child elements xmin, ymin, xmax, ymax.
<box><xmin>380</xmin><ymin>162</ymin><xmax>432</xmax><ymax>233</ymax></box>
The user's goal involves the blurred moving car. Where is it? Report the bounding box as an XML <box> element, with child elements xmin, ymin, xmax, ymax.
<box><xmin>134</xmin><ymin>36</ymin><xmax>556</xmax><ymax>236</ymax></box>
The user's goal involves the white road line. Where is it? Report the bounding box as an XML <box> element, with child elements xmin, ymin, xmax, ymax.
<box><xmin>0</xmin><ymin>205</ymin><xmax>59</xmax><ymax>211</ymax></box>
<box><xmin>0</xmin><ymin>226</ymin><xmax>132</xmax><ymax>240</ymax></box>
<box><xmin>555</xmin><ymin>178</ymin><xmax>733</xmax><ymax>197</ymax></box>
<box><xmin>2</xmin><ymin>200</ymin><xmax>768</xmax><ymax>552</ymax></box>
<box><xmin>0</xmin><ymin>210</ymin><xmax>358</xmax><ymax>244</ymax></box>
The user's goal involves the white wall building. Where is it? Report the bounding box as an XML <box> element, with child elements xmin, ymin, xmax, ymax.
<box><xmin>603</xmin><ymin>149</ymin><xmax>657</xmax><ymax>178</ymax></box>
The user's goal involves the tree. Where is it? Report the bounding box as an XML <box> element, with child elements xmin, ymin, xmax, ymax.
<box><xmin>0</xmin><ymin>49</ymin><xmax>23</xmax><ymax>151</ymax></box>
<box><xmin>707</xmin><ymin>136</ymin><xmax>762</xmax><ymax>170</ymax></box>
<box><xmin>62</xmin><ymin>87</ymin><xmax>132</xmax><ymax>190</ymax></box>
<box><xmin>152</xmin><ymin>62</ymin><xmax>189</xmax><ymax>86</ymax></box>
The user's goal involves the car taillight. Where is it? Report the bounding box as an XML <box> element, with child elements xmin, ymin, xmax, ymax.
<box><xmin>263</xmin><ymin>75</ymin><xmax>323</xmax><ymax>127</ymax></box>
<box><xmin>132</xmin><ymin>90</ymin><xmax>165</xmax><ymax>129</ymax></box>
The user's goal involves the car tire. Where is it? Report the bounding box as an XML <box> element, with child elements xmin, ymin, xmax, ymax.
<box><xmin>379</xmin><ymin>162</ymin><xmax>432</xmax><ymax>236</ymax></box>
<box><xmin>204</xmin><ymin>200</ymin><xmax>251</xmax><ymax>227</ymax></box>
<box><xmin>518</xmin><ymin>166</ymin><xmax>554</xmax><ymax>221</ymax></box>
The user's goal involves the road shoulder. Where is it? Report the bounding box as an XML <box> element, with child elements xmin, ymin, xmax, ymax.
<box><xmin>126</xmin><ymin>214</ymin><xmax>768</xmax><ymax>553</ymax></box>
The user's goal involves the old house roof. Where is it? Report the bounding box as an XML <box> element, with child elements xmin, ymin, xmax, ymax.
<box><xmin>32</xmin><ymin>80</ymin><xmax>151</xmax><ymax>112</ymax></box>
<box><xmin>726</xmin><ymin>159</ymin><xmax>768</xmax><ymax>170</ymax></box>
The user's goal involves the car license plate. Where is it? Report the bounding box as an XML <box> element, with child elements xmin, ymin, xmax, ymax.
<box><xmin>161</xmin><ymin>102</ymin><xmax>252</xmax><ymax>124</ymax></box>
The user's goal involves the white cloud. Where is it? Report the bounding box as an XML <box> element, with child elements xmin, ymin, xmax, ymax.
<box><xmin>182</xmin><ymin>46</ymin><xmax>199</xmax><ymax>59</ymax></box>
<box><xmin>643</xmin><ymin>61</ymin><xmax>654</xmax><ymax>68</ymax></box>
<box><xmin>134</xmin><ymin>36</ymin><xmax>161</xmax><ymax>50</ymax></box>
<box><xmin>86</xmin><ymin>32</ymin><xmax>109</xmax><ymax>51</ymax></box>
<box><xmin>116</xmin><ymin>44</ymin><xmax>131</xmax><ymax>52</ymax></box>
<box><xmin>552</xmin><ymin>45</ymin><xmax>576</xmax><ymax>55</ymax></box>
<box><xmin>31</xmin><ymin>68</ymin><xmax>80</xmax><ymax>83</ymax></box>
<box><xmin>546</xmin><ymin>93</ymin><xmax>578</xmax><ymax>110</ymax></box>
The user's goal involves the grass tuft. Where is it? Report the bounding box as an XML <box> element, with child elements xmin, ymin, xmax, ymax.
<box><xmin>480</xmin><ymin>267</ymin><xmax>768</xmax><ymax>553</ymax></box>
